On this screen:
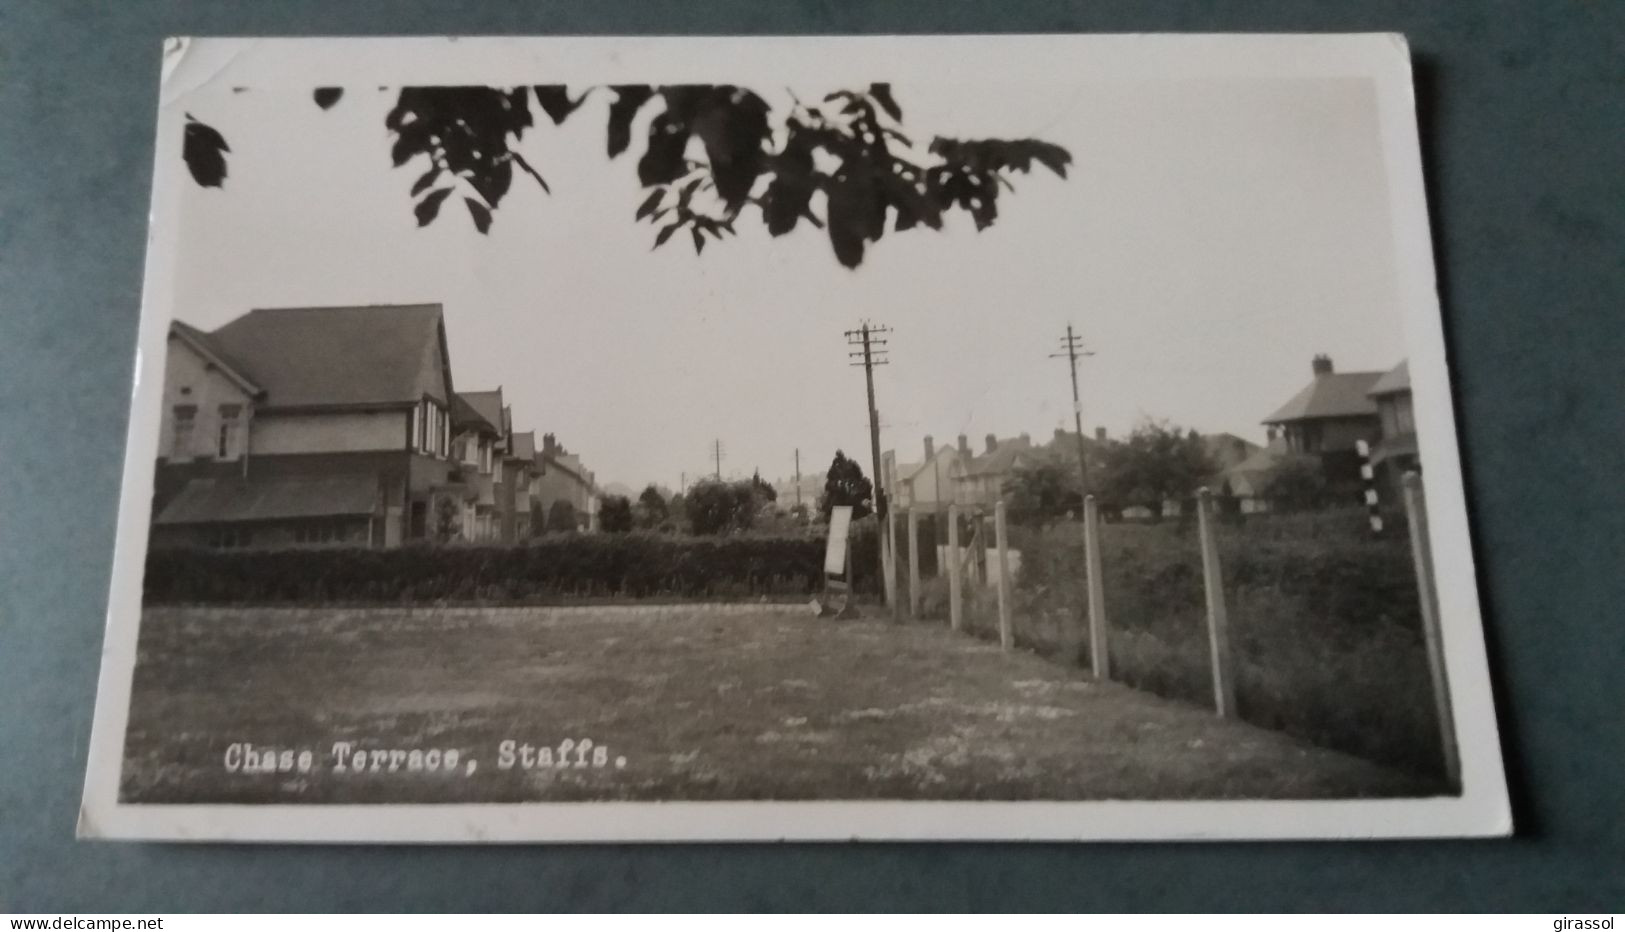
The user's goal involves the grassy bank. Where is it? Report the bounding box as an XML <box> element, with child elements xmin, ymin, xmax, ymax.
<box><xmin>905</xmin><ymin>509</ymin><xmax>1450</xmax><ymax>783</ymax></box>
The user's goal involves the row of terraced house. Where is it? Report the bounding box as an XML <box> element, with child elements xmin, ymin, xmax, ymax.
<box><xmin>877</xmin><ymin>353</ymin><xmax>1418</xmax><ymax>517</ymax></box>
<box><xmin>149</xmin><ymin>303</ymin><xmax>600</xmax><ymax>549</ymax></box>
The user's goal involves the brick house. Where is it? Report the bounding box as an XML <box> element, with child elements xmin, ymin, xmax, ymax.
<box><xmin>1261</xmin><ymin>354</ymin><xmax>1384</xmax><ymax>499</ymax></box>
<box><xmin>450</xmin><ymin>389</ymin><xmax>505</xmax><ymax>541</ymax></box>
<box><xmin>150</xmin><ymin>304</ymin><xmax>466</xmax><ymax>548</ymax></box>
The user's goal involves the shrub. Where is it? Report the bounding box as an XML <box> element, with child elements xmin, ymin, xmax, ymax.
<box><xmin>145</xmin><ymin>530</ymin><xmax>886</xmax><ymax>605</ymax></box>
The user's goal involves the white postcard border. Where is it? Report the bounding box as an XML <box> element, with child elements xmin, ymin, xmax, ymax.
<box><xmin>80</xmin><ymin>33</ymin><xmax>1511</xmax><ymax>843</ymax></box>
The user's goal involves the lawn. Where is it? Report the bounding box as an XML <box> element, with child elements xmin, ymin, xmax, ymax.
<box><xmin>119</xmin><ymin>604</ymin><xmax>1436</xmax><ymax>804</ymax></box>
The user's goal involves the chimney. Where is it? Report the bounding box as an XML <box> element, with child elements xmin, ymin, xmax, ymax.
<box><xmin>1312</xmin><ymin>354</ymin><xmax>1334</xmax><ymax>377</ymax></box>
<box><xmin>1054</xmin><ymin>427</ymin><xmax>1067</xmax><ymax>443</ymax></box>
<box><xmin>957</xmin><ymin>434</ymin><xmax>970</xmax><ymax>457</ymax></box>
<box><xmin>1095</xmin><ymin>426</ymin><xmax>1107</xmax><ymax>443</ymax></box>
<box><xmin>985</xmin><ymin>433</ymin><xmax>998</xmax><ymax>454</ymax></box>
<box><xmin>542</xmin><ymin>433</ymin><xmax>558</xmax><ymax>456</ymax></box>
<box><xmin>923</xmin><ymin>435</ymin><xmax>934</xmax><ymax>462</ymax></box>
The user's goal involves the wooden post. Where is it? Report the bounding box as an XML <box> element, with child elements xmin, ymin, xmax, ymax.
<box><xmin>880</xmin><ymin>513</ymin><xmax>898</xmax><ymax>618</ymax></box>
<box><xmin>995</xmin><ymin>500</ymin><xmax>1013</xmax><ymax>651</ymax></box>
<box><xmin>1402</xmin><ymin>471</ymin><xmax>1461</xmax><ymax>788</ymax></box>
<box><xmin>1195</xmin><ymin>488</ymin><xmax>1237</xmax><ymax>717</ymax></box>
<box><xmin>1084</xmin><ymin>495</ymin><xmax>1109</xmax><ymax>680</ymax></box>
<box><xmin>907</xmin><ymin>506</ymin><xmax>921</xmax><ymax>618</ymax></box>
<box><xmin>947</xmin><ymin>504</ymin><xmax>963</xmax><ymax>631</ymax></box>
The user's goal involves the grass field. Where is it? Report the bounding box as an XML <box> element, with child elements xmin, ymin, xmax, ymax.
<box><xmin>119</xmin><ymin>604</ymin><xmax>1439</xmax><ymax>804</ymax></box>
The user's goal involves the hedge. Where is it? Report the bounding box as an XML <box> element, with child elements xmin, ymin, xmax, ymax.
<box><xmin>144</xmin><ymin>530</ymin><xmax>884</xmax><ymax>604</ymax></box>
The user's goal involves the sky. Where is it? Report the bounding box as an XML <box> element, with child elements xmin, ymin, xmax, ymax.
<box><xmin>167</xmin><ymin>74</ymin><xmax>1405</xmax><ymax>493</ymax></box>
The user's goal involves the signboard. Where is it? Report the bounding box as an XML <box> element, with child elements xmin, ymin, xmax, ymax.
<box><xmin>824</xmin><ymin>505</ymin><xmax>853</xmax><ymax>576</ymax></box>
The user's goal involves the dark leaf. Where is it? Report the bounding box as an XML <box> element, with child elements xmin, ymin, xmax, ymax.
<box><xmin>692</xmin><ymin>227</ymin><xmax>705</xmax><ymax>255</ymax></box>
<box><xmin>464</xmin><ymin>198</ymin><xmax>493</xmax><ymax>234</ymax></box>
<box><xmin>533</xmin><ymin>85</ymin><xmax>587</xmax><ymax>125</ymax></box>
<box><xmin>869</xmin><ymin>83</ymin><xmax>902</xmax><ymax>122</ymax></box>
<box><xmin>653</xmin><ymin>220</ymin><xmax>681</xmax><ymax>249</ymax></box>
<box><xmin>825</xmin><ymin>177</ymin><xmax>866</xmax><ymax>269</ymax></box>
<box><xmin>634</xmin><ymin>188</ymin><xmax>664</xmax><ymax>220</ymax></box>
<box><xmin>313</xmin><ymin>87</ymin><xmax>344</xmax><ymax>110</ymax></box>
<box><xmin>410</xmin><ymin>169</ymin><xmax>441</xmax><ymax>196</ymax></box>
<box><xmin>182</xmin><ymin>116</ymin><xmax>230</xmax><ymax>188</ymax></box>
<box><xmin>606</xmin><ymin>85</ymin><xmax>656</xmax><ymax>157</ymax></box>
<box><xmin>414</xmin><ymin>187</ymin><xmax>453</xmax><ymax>226</ymax></box>
<box><xmin>638</xmin><ymin>112</ymin><xmax>690</xmax><ymax>187</ymax></box>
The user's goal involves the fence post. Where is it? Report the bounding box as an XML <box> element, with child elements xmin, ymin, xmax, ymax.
<box><xmin>1402</xmin><ymin>471</ymin><xmax>1461</xmax><ymax>788</ymax></box>
<box><xmin>907</xmin><ymin>506</ymin><xmax>921</xmax><ymax>619</ymax></box>
<box><xmin>947</xmin><ymin>504</ymin><xmax>963</xmax><ymax>631</ymax></box>
<box><xmin>995</xmin><ymin>500</ymin><xmax>1013</xmax><ymax>651</ymax></box>
<box><xmin>1084</xmin><ymin>495</ymin><xmax>1110</xmax><ymax>680</ymax></box>
<box><xmin>1196</xmin><ymin>488</ymin><xmax>1237</xmax><ymax>717</ymax></box>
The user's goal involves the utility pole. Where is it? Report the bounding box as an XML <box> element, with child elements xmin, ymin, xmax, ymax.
<box><xmin>846</xmin><ymin>320</ymin><xmax>892</xmax><ymax>608</ymax></box>
<box><xmin>1051</xmin><ymin>323</ymin><xmax>1096</xmax><ymax>497</ymax></box>
<box><xmin>794</xmin><ymin>448</ymin><xmax>802</xmax><ymax>512</ymax></box>
<box><xmin>712</xmin><ymin>439</ymin><xmax>725</xmax><ymax>481</ymax></box>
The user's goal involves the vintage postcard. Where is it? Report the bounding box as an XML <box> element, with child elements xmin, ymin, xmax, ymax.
<box><xmin>80</xmin><ymin>34</ymin><xmax>1510</xmax><ymax>842</ymax></box>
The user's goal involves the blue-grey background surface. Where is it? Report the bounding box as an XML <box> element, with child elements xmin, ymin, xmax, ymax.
<box><xmin>1</xmin><ymin>0</ymin><xmax>1620</xmax><ymax>912</ymax></box>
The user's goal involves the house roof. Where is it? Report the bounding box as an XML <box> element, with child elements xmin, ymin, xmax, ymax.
<box><xmin>154</xmin><ymin>475</ymin><xmax>378</xmax><ymax>525</ymax></box>
<box><xmin>194</xmin><ymin>304</ymin><xmax>450</xmax><ymax>410</ymax></box>
<box><xmin>170</xmin><ymin>321</ymin><xmax>263</xmax><ymax>396</ymax></box>
<box><xmin>964</xmin><ymin>438</ymin><xmax>1037</xmax><ymax>477</ymax></box>
<box><xmin>452</xmin><ymin>389</ymin><xmax>503</xmax><ymax>434</ymax></box>
<box><xmin>1263</xmin><ymin>371</ymin><xmax>1383</xmax><ymax>424</ymax></box>
<box><xmin>1369</xmin><ymin>360</ymin><xmax>1411</xmax><ymax>397</ymax></box>
<box><xmin>509</xmin><ymin>430</ymin><xmax>537</xmax><ymax>460</ymax></box>
<box><xmin>1202</xmin><ymin>433</ymin><xmax>1263</xmax><ymax>472</ymax></box>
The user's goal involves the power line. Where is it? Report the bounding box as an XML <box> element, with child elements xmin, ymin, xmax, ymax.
<box><xmin>845</xmin><ymin>320</ymin><xmax>893</xmax><ymax>612</ymax></box>
<box><xmin>1050</xmin><ymin>323</ymin><xmax>1097</xmax><ymax>496</ymax></box>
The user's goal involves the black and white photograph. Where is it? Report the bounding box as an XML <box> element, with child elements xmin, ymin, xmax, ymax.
<box><xmin>80</xmin><ymin>34</ymin><xmax>1510</xmax><ymax>842</ymax></box>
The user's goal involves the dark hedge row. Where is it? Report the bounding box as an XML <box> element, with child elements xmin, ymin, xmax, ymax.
<box><xmin>145</xmin><ymin>531</ymin><xmax>883</xmax><ymax>604</ymax></box>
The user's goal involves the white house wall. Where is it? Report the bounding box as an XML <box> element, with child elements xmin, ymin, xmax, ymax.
<box><xmin>159</xmin><ymin>337</ymin><xmax>255</xmax><ymax>461</ymax></box>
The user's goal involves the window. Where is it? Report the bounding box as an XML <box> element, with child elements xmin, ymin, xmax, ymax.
<box><xmin>1394</xmin><ymin>395</ymin><xmax>1415</xmax><ymax>436</ymax></box>
<box><xmin>171</xmin><ymin>405</ymin><xmax>197</xmax><ymax>458</ymax></box>
<box><xmin>217</xmin><ymin>404</ymin><xmax>242</xmax><ymax>459</ymax></box>
<box><xmin>207</xmin><ymin>527</ymin><xmax>252</xmax><ymax>549</ymax></box>
<box><xmin>293</xmin><ymin>521</ymin><xmax>341</xmax><ymax>545</ymax></box>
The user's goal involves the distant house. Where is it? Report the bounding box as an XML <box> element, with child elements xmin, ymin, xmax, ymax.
<box><xmin>151</xmin><ymin>304</ymin><xmax>464</xmax><ymax>548</ymax></box>
<box><xmin>535</xmin><ymin>433</ymin><xmax>600</xmax><ymax>532</ymax></box>
<box><xmin>1261</xmin><ymin>354</ymin><xmax>1384</xmax><ymax>499</ymax></box>
<box><xmin>450</xmin><ymin>389</ymin><xmax>505</xmax><ymax>541</ymax></box>
<box><xmin>500</xmin><ymin>425</ymin><xmax>538</xmax><ymax>541</ymax></box>
<box><xmin>951</xmin><ymin>433</ymin><xmax>1041</xmax><ymax>509</ymax></box>
<box><xmin>1368</xmin><ymin>359</ymin><xmax>1418</xmax><ymax>477</ymax></box>
<box><xmin>888</xmin><ymin>435</ymin><xmax>971</xmax><ymax>511</ymax></box>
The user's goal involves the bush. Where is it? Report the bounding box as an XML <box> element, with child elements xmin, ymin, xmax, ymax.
<box><xmin>145</xmin><ymin>529</ymin><xmax>888</xmax><ymax>605</ymax></box>
<box><xmin>952</xmin><ymin>515</ymin><xmax>1448</xmax><ymax>781</ymax></box>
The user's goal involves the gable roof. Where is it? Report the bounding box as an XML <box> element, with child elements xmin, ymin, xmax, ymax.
<box><xmin>169</xmin><ymin>321</ymin><xmax>263</xmax><ymax>397</ymax></box>
<box><xmin>1369</xmin><ymin>360</ymin><xmax>1411</xmax><ymax>397</ymax></box>
<box><xmin>193</xmin><ymin>304</ymin><xmax>450</xmax><ymax>410</ymax></box>
<box><xmin>453</xmin><ymin>389</ymin><xmax>504</xmax><ymax>434</ymax></box>
<box><xmin>1263</xmin><ymin>371</ymin><xmax>1383</xmax><ymax>424</ymax></box>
